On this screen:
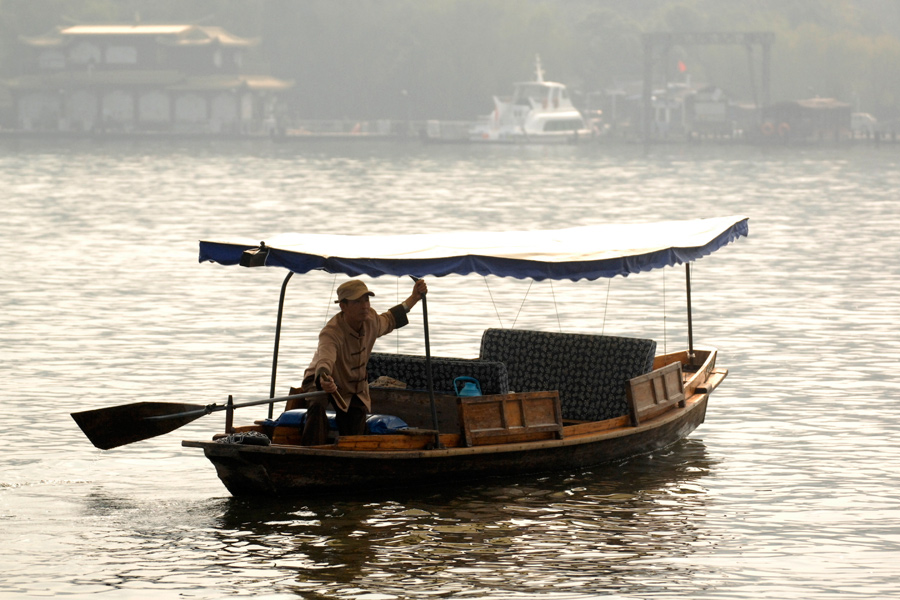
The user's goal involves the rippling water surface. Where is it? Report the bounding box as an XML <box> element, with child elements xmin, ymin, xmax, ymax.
<box><xmin>2</xmin><ymin>139</ymin><xmax>899</xmax><ymax>599</ymax></box>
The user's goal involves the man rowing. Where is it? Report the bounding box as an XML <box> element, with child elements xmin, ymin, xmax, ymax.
<box><xmin>289</xmin><ymin>278</ymin><xmax>427</xmax><ymax>445</ymax></box>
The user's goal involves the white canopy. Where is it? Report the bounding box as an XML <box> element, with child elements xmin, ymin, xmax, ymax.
<box><xmin>199</xmin><ymin>216</ymin><xmax>749</xmax><ymax>281</ymax></box>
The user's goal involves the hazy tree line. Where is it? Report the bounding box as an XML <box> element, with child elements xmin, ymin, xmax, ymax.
<box><xmin>3</xmin><ymin>0</ymin><xmax>900</xmax><ymax>121</ymax></box>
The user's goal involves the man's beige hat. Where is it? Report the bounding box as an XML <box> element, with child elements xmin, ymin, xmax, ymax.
<box><xmin>334</xmin><ymin>280</ymin><xmax>375</xmax><ymax>303</ymax></box>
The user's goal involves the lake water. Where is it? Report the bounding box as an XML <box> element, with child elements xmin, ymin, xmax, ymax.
<box><xmin>1</xmin><ymin>138</ymin><xmax>899</xmax><ymax>599</ymax></box>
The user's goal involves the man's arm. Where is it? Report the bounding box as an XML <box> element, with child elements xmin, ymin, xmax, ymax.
<box><xmin>381</xmin><ymin>279</ymin><xmax>428</xmax><ymax>334</ymax></box>
<box><xmin>311</xmin><ymin>329</ymin><xmax>339</xmax><ymax>386</ymax></box>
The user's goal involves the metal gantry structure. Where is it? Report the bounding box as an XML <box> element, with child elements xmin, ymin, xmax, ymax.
<box><xmin>642</xmin><ymin>31</ymin><xmax>775</xmax><ymax>146</ymax></box>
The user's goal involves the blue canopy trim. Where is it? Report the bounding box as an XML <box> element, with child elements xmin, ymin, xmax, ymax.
<box><xmin>199</xmin><ymin>217</ymin><xmax>748</xmax><ymax>282</ymax></box>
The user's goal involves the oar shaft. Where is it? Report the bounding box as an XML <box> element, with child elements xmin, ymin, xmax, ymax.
<box><xmin>145</xmin><ymin>390</ymin><xmax>327</xmax><ymax>421</ymax></box>
<box><xmin>228</xmin><ymin>389</ymin><xmax>328</xmax><ymax>411</ymax></box>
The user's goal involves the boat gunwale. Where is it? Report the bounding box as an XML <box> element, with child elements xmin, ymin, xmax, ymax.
<box><xmin>182</xmin><ymin>389</ymin><xmax>716</xmax><ymax>461</ymax></box>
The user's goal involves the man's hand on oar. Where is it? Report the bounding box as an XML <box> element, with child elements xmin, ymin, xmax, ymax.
<box><xmin>319</xmin><ymin>374</ymin><xmax>337</xmax><ymax>394</ymax></box>
<box><xmin>318</xmin><ymin>374</ymin><xmax>349</xmax><ymax>411</ymax></box>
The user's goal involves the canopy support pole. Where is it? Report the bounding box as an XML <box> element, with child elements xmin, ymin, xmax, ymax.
<box><xmin>685</xmin><ymin>263</ymin><xmax>695</xmax><ymax>365</ymax></box>
<box><xmin>225</xmin><ymin>395</ymin><xmax>235</xmax><ymax>433</ymax></box>
<box><xmin>268</xmin><ymin>271</ymin><xmax>294</xmax><ymax>419</ymax></box>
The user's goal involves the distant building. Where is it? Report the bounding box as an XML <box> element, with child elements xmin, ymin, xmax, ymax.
<box><xmin>686</xmin><ymin>86</ymin><xmax>736</xmax><ymax>138</ymax></box>
<box><xmin>599</xmin><ymin>80</ymin><xmax>700</xmax><ymax>140</ymax></box>
<box><xmin>760</xmin><ymin>98</ymin><xmax>851</xmax><ymax>142</ymax></box>
<box><xmin>5</xmin><ymin>24</ymin><xmax>293</xmax><ymax>134</ymax></box>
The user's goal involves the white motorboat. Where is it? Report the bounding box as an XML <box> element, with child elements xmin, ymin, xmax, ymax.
<box><xmin>469</xmin><ymin>56</ymin><xmax>592</xmax><ymax>144</ymax></box>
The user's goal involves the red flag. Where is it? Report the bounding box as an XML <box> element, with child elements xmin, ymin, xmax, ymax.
<box><xmin>678</xmin><ymin>60</ymin><xmax>687</xmax><ymax>73</ymax></box>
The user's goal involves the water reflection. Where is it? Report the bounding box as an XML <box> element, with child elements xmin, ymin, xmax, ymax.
<box><xmin>204</xmin><ymin>439</ymin><xmax>713</xmax><ymax>597</ymax></box>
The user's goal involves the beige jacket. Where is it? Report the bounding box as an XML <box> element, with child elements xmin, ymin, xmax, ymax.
<box><xmin>301</xmin><ymin>304</ymin><xmax>408</xmax><ymax>411</ymax></box>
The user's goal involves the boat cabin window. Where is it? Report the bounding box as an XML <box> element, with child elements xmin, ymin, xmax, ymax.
<box><xmin>514</xmin><ymin>83</ymin><xmax>550</xmax><ymax>106</ymax></box>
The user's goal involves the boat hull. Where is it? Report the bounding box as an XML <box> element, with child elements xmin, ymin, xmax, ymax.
<box><xmin>183</xmin><ymin>392</ymin><xmax>709</xmax><ymax>497</ymax></box>
<box><xmin>467</xmin><ymin>128</ymin><xmax>592</xmax><ymax>145</ymax></box>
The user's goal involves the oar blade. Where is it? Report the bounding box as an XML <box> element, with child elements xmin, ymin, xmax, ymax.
<box><xmin>71</xmin><ymin>402</ymin><xmax>206</xmax><ymax>450</ymax></box>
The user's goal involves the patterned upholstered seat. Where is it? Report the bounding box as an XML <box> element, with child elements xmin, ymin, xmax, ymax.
<box><xmin>367</xmin><ymin>352</ymin><xmax>509</xmax><ymax>396</ymax></box>
<box><xmin>478</xmin><ymin>329</ymin><xmax>657</xmax><ymax>422</ymax></box>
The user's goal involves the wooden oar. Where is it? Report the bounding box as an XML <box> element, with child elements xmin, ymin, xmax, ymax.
<box><xmin>71</xmin><ymin>390</ymin><xmax>327</xmax><ymax>450</ymax></box>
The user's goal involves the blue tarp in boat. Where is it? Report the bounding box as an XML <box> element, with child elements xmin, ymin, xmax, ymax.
<box><xmin>199</xmin><ymin>216</ymin><xmax>748</xmax><ymax>281</ymax></box>
<box><xmin>262</xmin><ymin>409</ymin><xmax>409</xmax><ymax>435</ymax></box>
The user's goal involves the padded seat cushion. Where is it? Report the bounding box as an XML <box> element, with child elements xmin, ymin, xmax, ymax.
<box><xmin>479</xmin><ymin>329</ymin><xmax>656</xmax><ymax>422</ymax></box>
<box><xmin>367</xmin><ymin>352</ymin><xmax>509</xmax><ymax>395</ymax></box>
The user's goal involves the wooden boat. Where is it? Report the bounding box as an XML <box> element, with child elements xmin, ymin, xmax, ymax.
<box><xmin>183</xmin><ymin>348</ymin><xmax>722</xmax><ymax>496</ymax></box>
<box><xmin>73</xmin><ymin>217</ymin><xmax>747</xmax><ymax>497</ymax></box>
<box><xmin>179</xmin><ymin>216</ymin><xmax>748</xmax><ymax>496</ymax></box>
